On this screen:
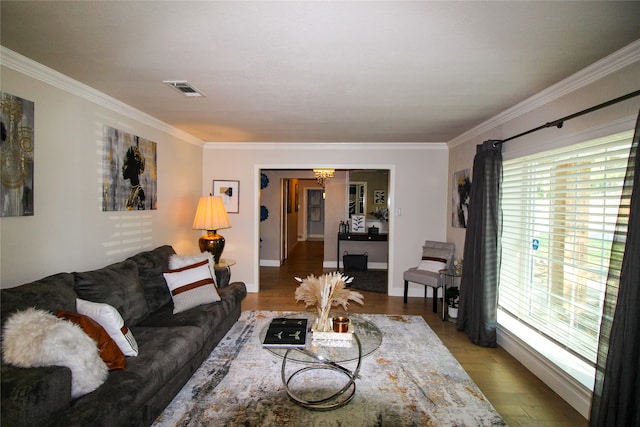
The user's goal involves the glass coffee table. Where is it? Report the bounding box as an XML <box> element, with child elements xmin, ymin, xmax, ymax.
<box><xmin>260</xmin><ymin>314</ymin><xmax>382</xmax><ymax>410</ymax></box>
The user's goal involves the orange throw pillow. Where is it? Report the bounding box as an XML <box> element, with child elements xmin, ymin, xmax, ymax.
<box><xmin>57</xmin><ymin>310</ymin><xmax>126</xmax><ymax>370</ymax></box>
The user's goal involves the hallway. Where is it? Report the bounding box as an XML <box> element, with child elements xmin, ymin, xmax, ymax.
<box><xmin>261</xmin><ymin>240</ymin><xmax>326</xmax><ymax>289</ymax></box>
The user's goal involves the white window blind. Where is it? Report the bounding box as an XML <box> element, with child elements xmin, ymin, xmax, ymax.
<box><xmin>499</xmin><ymin>130</ymin><xmax>632</xmax><ymax>365</ymax></box>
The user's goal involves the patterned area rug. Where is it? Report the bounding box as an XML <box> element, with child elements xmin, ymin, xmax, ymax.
<box><xmin>153</xmin><ymin>311</ymin><xmax>506</xmax><ymax>427</ymax></box>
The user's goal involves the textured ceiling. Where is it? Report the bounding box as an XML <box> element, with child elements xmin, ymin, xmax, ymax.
<box><xmin>2</xmin><ymin>1</ymin><xmax>639</xmax><ymax>143</ymax></box>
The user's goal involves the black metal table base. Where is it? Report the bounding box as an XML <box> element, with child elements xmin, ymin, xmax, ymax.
<box><xmin>280</xmin><ymin>334</ymin><xmax>362</xmax><ymax>410</ymax></box>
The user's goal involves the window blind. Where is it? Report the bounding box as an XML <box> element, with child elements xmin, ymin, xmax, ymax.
<box><xmin>499</xmin><ymin>130</ymin><xmax>632</xmax><ymax>365</ymax></box>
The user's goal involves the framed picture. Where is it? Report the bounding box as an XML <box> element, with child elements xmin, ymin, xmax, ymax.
<box><xmin>213</xmin><ymin>180</ymin><xmax>239</xmax><ymax>213</ymax></box>
<box><xmin>295</xmin><ymin>183</ymin><xmax>299</xmax><ymax>212</ymax></box>
<box><xmin>102</xmin><ymin>126</ymin><xmax>157</xmax><ymax>212</ymax></box>
<box><xmin>374</xmin><ymin>190</ymin><xmax>386</xmax><ymax>205</ymax></box>
<box><xmin>285</xmin><ymin>179</ymin><xmax>291</xmax><ymax>213</ymax></box>
<box><xmin>452</xmin><ymin>169</ymin><xmax>471</xmax><ymax>228</ymax></box>
<box><xmin>351</xmin><ymin>215</ymin><xmax>365</xmax><ymax>233</ymax></box>
<box><xmin>1</xmin><ymin>92</ymin><xmax>35</xmax><ymax>217</ymax></box>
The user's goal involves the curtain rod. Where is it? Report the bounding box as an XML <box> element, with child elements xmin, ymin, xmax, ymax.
<box><xmin>492</xmin><ymin>89</ymin><xmax>640</xmax><ymax>147</ymax></box>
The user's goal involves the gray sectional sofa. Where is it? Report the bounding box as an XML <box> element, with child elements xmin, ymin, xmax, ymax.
<box><xmin>1</xmin><ymin>245</ymin><xmax>247</xmax><ymax>427</ymax></box>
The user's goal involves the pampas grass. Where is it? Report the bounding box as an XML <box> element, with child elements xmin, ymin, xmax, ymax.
<box><xmin>294</xmin><ymin>272</ymin><xmax>364</xmax><ymax>332</ymax></box>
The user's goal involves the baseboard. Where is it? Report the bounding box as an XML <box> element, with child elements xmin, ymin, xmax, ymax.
<box><xmin>263</xmin><ymin>259</ymin><xmax>387</xmax><ymax>269</ymax></box>
<box><xmin>323</xmin><ymin>261</ymin><xmax>388</xmax><ymax>270</ymax></box>
<box><xmin>497</xmin><ymin>324</ymin><xmax>591</xmax><ymax>419</ymax></box>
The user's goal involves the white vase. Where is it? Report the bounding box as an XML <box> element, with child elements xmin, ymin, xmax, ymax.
<box><xmin>448</xmin><ymin>307</ymin><xmax>458</xmax><ymax>319</ymax></box>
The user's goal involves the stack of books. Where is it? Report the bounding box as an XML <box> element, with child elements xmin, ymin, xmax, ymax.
<box><xmin>262</xmin><ymin>318</ymin><xmax>308</xmax><ymax>349</ymax></box>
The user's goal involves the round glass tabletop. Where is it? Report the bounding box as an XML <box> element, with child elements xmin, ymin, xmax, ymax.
<box><xmin>260</xmin><ymin>313</ymin><xmax>382</xmax><ymax>364</ymax></box>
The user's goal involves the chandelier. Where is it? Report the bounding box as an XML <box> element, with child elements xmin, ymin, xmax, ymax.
<box><xmin>313</xmin><ymin>168</ymin><xmax>334</xmax><ymax>187</ymax></box>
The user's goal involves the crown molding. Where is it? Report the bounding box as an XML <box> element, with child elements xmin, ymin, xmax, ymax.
<box><xmin>448</xmin><ymin>39</ymin><xmax>640</xmax><ymax>148</ymax></box>
<box><xmin>0</xmin><ymin>46</ymin><xmax>203</xmax><ymax>146</ymax></box>
<box><xmin>203</xmin><ymin>141</ymin><xmax>447</xmax><ymax>150</ymax></box>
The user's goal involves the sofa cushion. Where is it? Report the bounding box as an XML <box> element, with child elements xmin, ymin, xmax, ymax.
<box><xmin>138</xmin><ymin>282</ymin><xmax>246</xmax><ymax>341</ymax></box>
<box><xmin>126</xmin><ymin>325</ymin><xmax>204</xmax><ymax>384</ymax></box>
<box><xmin>169</xmin><ymin>252</ymin><xmax>216</xmax><ymax>283</ymax></box>
<box><xmin>76</xmin><ymin>299</ymin><xmax>139</xmax><ymax>357</ymax></box>
<box><xmin>421</xmin><ymin>246</ymin><xmax>453</xmax><ymax>263</ymax></box>
<box><xmin>127</xmin><ymin>245</ymin><xmax>176</xmax><ymax>312</ymax></box>
<box><xmin>417</xmin><ymin>257</ymin><xmax>447</xmax><ymax>273</ymax></box>
<box><xmin>56</xmin><ymin>310</ymin><xmax>126</xmax><ymax>370</ymax></box>
<box><xmin>163</xmin><ymin>260</ymin><xmax>221</xmax><ymax>314</ymax></box>
<box><xmin>1</xmin><ymin>273</ymin><xmax>77</xmax><ymax>328</ymax></box>
<box><xmin>73</xmin><ymin>259</ymin><xmax>149</xmax><ymax>325</ymax></box>
<box><xmin>403</xmin><ymin>267</ymin><xmax>440</xmax><ymax>288</ymax></box>
<box><xmin>51</xmin><ymin>325</ymin><xmax>204</xmax><ymax>427</ymax></box>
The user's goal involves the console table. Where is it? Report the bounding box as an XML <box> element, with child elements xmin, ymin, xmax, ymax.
<box><xmin>337</xmin><ymin>233</ymin><xmax>388</xmax><ymax>270</ymax></box>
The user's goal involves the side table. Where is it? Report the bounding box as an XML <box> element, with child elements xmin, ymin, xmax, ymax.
<box><xmin>214</xmin><ymin>258</ymin><xmax>236</xmax><ymax>288</ymax></box>
<box><xmin>439</xmin><ymin>268</ymin><xmax>461</xmax><ymax>322</ymax></box>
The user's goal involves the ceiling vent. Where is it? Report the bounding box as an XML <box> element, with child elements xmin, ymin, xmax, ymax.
<box><xmin>163</xmin><ymin>80</ymin><xmax>205</xmax><ymax>97</ymax></box>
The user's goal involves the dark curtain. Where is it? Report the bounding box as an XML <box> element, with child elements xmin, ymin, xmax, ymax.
<box><xmin>456</xmin><ymin>140</ymin><xmax>502</xmax><ymax>347</ymax></box>
<box><xmin>590</xmin><ymin>112</ymin><xmax>640</xmax><ymax>426</ymax></box>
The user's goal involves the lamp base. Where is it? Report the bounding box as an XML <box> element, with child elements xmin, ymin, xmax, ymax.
<box><xmin>199</xmin><ymin>230</ymin><xmax>225</xmax><ymax>265</ymax></box>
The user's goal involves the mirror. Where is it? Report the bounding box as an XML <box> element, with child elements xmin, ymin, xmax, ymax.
<box><xmin>349</xmin><ymin>181</ymin><xmax>366</xmax><ymax>216</ymax></box>
<box><xmin>348</xmin><ymin>170</ymin><xmax>389</xmax><ymax>222</ymax></box>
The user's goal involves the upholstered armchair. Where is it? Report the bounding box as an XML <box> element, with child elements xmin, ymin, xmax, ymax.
<box><xmin>403</xmin><ymin>240</ymin><xmax>455</xmax><ymax>319</ymax></box>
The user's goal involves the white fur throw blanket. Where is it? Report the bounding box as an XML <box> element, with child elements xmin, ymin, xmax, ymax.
<box><xmin>2</xmin><ymin>308</ymin><xmax>108</xmax><ymax>398</ymax></box>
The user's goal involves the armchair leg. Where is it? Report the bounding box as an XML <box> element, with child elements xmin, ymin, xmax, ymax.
<box><xmin>432</xmin><ymin>289</ymin><xmax>438</xmax><ymax>313</ymax></box>
<box><xmin>403</xmin><ymin>280</ymin><xmax>408</xmax><ymax>303</ymax></box>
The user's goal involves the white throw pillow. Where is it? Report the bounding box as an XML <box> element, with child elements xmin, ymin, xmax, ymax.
<box><xmin>163</xmin><ymin>259</ymin><xmax>221</xmax><ymax>314</ymax></box>
<box><xmin>416</xmin><ymin>258</ymin><xmax>447</xmax><ymax>273</ymax></box>
<box><xmin>76</xmin><ymin>298</ymin><xmax>139</xmax><ymax>356</ymax></box>
<box><xmin>2</xmin><ymin>308</ymin><xmax>108</xmax><ymax>398</ymax></box>
<box><xmin>169</xmin><ymin>252</ymin><xmax>217</xmax><ymax>285</ymax></box>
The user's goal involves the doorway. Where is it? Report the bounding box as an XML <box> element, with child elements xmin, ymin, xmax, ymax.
<box><xmin>306</xmin><ymin>189</ymin><xmax>325</xmax><ymax>240</ymax></box>
<box><xmin>256</xmin><ymin>167</ymin><xmax>394</xmax><ymax>293</ymax></box>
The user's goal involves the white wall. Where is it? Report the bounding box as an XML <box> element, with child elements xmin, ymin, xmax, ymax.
<box><xmin>446</xmin><ymin>41</ymin><xmax>640</xmax><ymax>418</ymax></box>
<box><xmin>0</xmin><ymin>50</ymin><xmax>204</xmax><ymax>288</ymax></box>
<box><xmin>202</xmin><ymin>143</ymin><xmax>450</xmax><ymax>294</ymax></box>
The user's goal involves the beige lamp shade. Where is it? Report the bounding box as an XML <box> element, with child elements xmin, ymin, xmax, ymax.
<box><xmin>192</xmin><ymin>196</ymin><xmax>231</xmax><ymax>263</ymax></box>
<box><xmin>192</xmin><ymin>196</ymin><xmax>231</xmax><ymax>231</ymax></box>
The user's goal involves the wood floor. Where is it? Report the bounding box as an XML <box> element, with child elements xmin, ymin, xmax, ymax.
<box><xmin>244</xmin><ymin>240</ymin><xmax>588</xmax><ymax>427</ymax></box>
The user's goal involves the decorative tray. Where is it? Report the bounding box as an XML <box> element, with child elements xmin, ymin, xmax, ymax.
<box><xmin>311</xmin><ymin>321</ymin><xmax>354</xmax><ymax>341</ymax></box>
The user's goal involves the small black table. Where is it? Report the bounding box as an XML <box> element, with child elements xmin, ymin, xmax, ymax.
<box><xmin>439</xmin><ymin>268</ymin><xmax>461</xmax><ymax>321</ymax></box>
<box><xmin>214</xmin><ymin>258</ymin><xmax>235</xmax><ymax>288</ymax></box>
<box><xmin>337</xmin><ymin>232</ymin><xmax>388</xmax><ymax>271</ymax></box>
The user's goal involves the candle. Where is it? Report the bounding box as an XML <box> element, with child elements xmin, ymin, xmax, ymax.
<box><xmin>332</xmin><ymin>316</ymin><xmax>349</xmax><ymax>333</ymax></box>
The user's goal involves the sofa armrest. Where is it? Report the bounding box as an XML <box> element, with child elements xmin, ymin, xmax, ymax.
<box><xmin>219</xmin><ymin>281</ymin><xmax>247</xmax><ymax>303</ymax></box>
<box><xmin>1</xmin><ymin>363</ymin><xmax>72</xmax><ymax>427</ymax></box>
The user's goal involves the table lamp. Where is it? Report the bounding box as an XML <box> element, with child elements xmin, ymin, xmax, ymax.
<box><xmin>192</xmin><ymin>195</ymin><xmax>231</xmax><ymax>264</ymax></box>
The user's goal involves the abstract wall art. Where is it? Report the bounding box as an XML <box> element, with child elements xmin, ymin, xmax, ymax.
<box><xmin>1</xmin><ymin>92</ymin><xmax>34</xmax><ymax>217</ymax></box>
<box><xmin>452</xmin><ymin>168</ymin><xmax>471</xmax><ymax>228</ymax></box>
<box><xmin>102</xmin><ymin>126</ymin><xmax>157</xmax><ymax>211</ymax></box>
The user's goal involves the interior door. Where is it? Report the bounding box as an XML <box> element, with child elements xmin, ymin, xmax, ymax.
<box><xmin>306</xmin><ymin>189</ymin><xmax>325</xmax><ymax>239</ymax></box>
<box><xmin>281</xmin><ymin>178</ymin><xmax>288</xmax><ymax>262</ymax></box>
